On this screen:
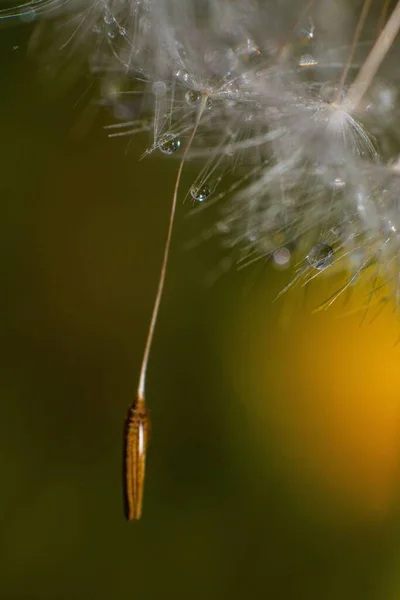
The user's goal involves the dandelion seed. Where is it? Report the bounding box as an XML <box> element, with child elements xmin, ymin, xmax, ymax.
<box><xmin>124</xmin><ymin>398</ymin><xmax>149</xmax><ymax>521</ymax></box>
<box><xmin>123</xmin><ymin>94</ymin><xmax>209</xmax><ymax>520</ymax></box>
<box><xmin>10</xmin><ymin>0</ymin><xmax>400</xmax><ymax>520</ymax></box>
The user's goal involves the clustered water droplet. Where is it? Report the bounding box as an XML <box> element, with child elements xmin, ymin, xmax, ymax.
<box><xmin>102</xmin><ymin>9</ymin><xmax>126</xmax><ymax>40</ymax></box>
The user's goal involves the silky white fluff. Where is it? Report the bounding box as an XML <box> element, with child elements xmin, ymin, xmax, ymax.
<box><xmin>3</xmin><ymin>0</ymin><xmax>400</xmax><ymax>305</ymax></box>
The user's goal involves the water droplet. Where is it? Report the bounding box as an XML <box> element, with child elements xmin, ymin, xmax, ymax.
<box><xmin>235</xmin><ymin>39</ymin><xmax>262</xmax><ymax>63</ymax></box>
<box><xmin>158</xmin><ymin>133</ymin><xmax>181</xmax><ymax>154</ymax></box>
<box><xmin>190</xmin><ymin>183</ymin><xmax>212</xmax><ymax>202</ymax></box>
<box><xmin>103</xmin><ymin>12</ymin><xmax>115</xmax><ymax>25</ymax></box>
<box><xmin>175</xmin><ymin>69</ymin><xmax>194</xmax><ymax>87</ymax></box>
<box><xmin>185</xmin><ymin>90</ymin><xmax>212</xmax><ymax>109</ymax></box>
<box><xmin>185</xmin><ymin>90</ymin><xmax>201</xmax><ymax>106</ymax></box>
<box><xmin>307</xmin><ymin>242</ymin><xmax>334</xmax><ymax>270</ymax></box>
<box><xmin>332</xmin><ymin>177</ymin><xmax>346</xmax><ymax>190</ymax></box>
<box><xmin>298</xmin><ymin>54</ymin><xmax>318</xmax><ymax>69</ymax></box>
<box><xmin>298</xmin><ymin>18</ymin><xmax>315</xmax><ymax>45</ymax></box>
<box><xmin>272</xmin><ymin>247</ymin><xmax>291</xmax><ymax>268</ymax></box>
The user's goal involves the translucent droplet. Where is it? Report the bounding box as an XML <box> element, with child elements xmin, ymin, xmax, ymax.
<box><xmin>332</xmin><ymin>177</ymin><xmax>346</xmax><ymax>190</ymax></box>
<box><xmin>383</xmin><ymin>217</ymin><xmax>398</xmax><ymax>235</ymax></box>
<box><xmin>235</xmin><ymin>39</ymin><xmax>261</xmax><ymax>62</ymax></box>
<box><xmin>272</xmin><ymin>247</ymin><xmax>291</xmax><ymax>268</ymax></box>
<box><xmin>298</xmin><ymin>18</ymin><xmax>315</xmax><ymax>45</ymax></box>
<box><xmin>185</xmin><ymin>90</ymin><xmax>212</xmax><ymax>109</ymax></box>
<box><xmin>175</xmin><ymin>69</ymin><xmax>194</xmax><ymax>87</ymax></box>
<box><xmin>185</xmin><ymin>90</ymin><xmax>201</xmax><ymax>106</ymax></box>
<box><xmin>158</xmin><ymin>133</ymin><xmax>181</xmax><ymax>155</ymax></box>
<box><xmin>307</xmin><ymin>243</ymin><xmax>334</xmax><ymax>270</ymax></box>
<box><xmin>103</xmin><ymin>12</ymin><xmax>115</xmax><ymax>25</ymax></box>
<box><xmin>298</xmin><ymin>54</ymin><xmax>318</xmax><ymax>69</ymax></box>
<box><xmin>190</xmin><ymin>183</ymin><xmax>212</xmax><ymax>202</ymax></box>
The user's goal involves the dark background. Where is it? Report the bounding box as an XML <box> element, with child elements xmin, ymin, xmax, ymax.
<box><xmin>1</xmin><ymin>13</ymin><xmax>400</xmax><ymax>600</ymax></box>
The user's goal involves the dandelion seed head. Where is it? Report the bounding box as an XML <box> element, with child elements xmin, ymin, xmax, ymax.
<box><xmin>8</xmin><ymin>0</ymin><xmax>400</xmax><ymax>312</ymax></box>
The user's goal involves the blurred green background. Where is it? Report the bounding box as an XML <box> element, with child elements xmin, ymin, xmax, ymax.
<box><xmin>1</xmin><ymin>17</ymin><xmax>400</xmax><ymax>600</ymax></box>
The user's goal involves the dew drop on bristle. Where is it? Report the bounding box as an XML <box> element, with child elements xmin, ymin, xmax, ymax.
<box><xmin>235</xmin><ymin>39</ymin><xmax>262</xmax><ymax>63</ymax></box>
<box><xmin>298</xmin><ymin>54</ymin><xmax>318</xmax><ymax>69</ymax></box>
<box><xmin>185</xmin><ymin>91</ymin><xmax>212</xmax><ymax>109</ymax></box>
<box><xmin>190</xmin><ymin>183</ymin><xmax>212</xmax><ymax>202</ymax></box>
<box><xmin>272</xmin><ymin>247</ymin><xmax>291</xmax><ymax>268</ymax></box>
<box><xmin>298</xmin><ymin>19</ymin><xmax>315</xmax><ymax>45</ymax></box>
<box><xmin>307</xmin><ymin>243</ymin><xmax>334</xmax><ymax>270</ymax></box>
<box><xmin>332</xmin><ymin>177</ymin><xmax>346</xmax><ymax>190</ymax></box>
<box><xmin>175</xmin><ymin>69</ymin><xmax>194</xmax><ymax>87</ymax></box>
<box><xmin>185</xmin><ymin>90</ymin><xmax>199</xmax><ymax>105</ymax></box>
<box><xmin>158</xmin><ymin>133</ymin><xmax>181</xmax><ymax>154</ymax></box>
<box><xmin>103</xmin><ymin>11</ymin><xmax>115</xmax><ymax>25</ymax></box>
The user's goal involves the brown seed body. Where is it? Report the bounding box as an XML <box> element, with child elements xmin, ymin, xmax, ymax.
<box><xmin>124</xmin><ymin>397</ymin><xmax>150</xmax><ymax>520</ymax></box>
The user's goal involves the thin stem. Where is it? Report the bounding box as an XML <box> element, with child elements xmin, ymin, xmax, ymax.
<box><xmin>292</xmin><ymin>0</ymin><xmax>315</xmax><ymax>33</ymax></box>
<box><xmin>335</xmin><ymin>0</ymin><xmax>372</xmax><ymax>103</ymax></box>
<box><xmin>276</xmin><ymin>0</ymin><xmax>315</xmax><ymax>61</ymax></box>
<box><xmin>136</xmin><ymin>94</ymin><xmax>208</xmax><ymax>406</ymax></box>
<box><xmin>377</xmin><ymin>0</ymin><xmax>392</xmax><ymax>36</ymax></box>
<box><xmin>343</xmin><ymin>0</ymin><xmax>400</xmax><ymax>112</ymax></box>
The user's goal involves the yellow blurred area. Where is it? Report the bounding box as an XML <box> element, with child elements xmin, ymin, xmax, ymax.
<box><xmin>227</xmin><ymin>275</ymin><xmax>400</xmax><ymax>520</ymax></box>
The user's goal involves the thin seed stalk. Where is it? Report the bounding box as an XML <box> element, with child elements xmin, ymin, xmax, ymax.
<box><xmin>344</xmin><ymin>0</ymin><xmax>400</xmax><ymax>111</ymax></box>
